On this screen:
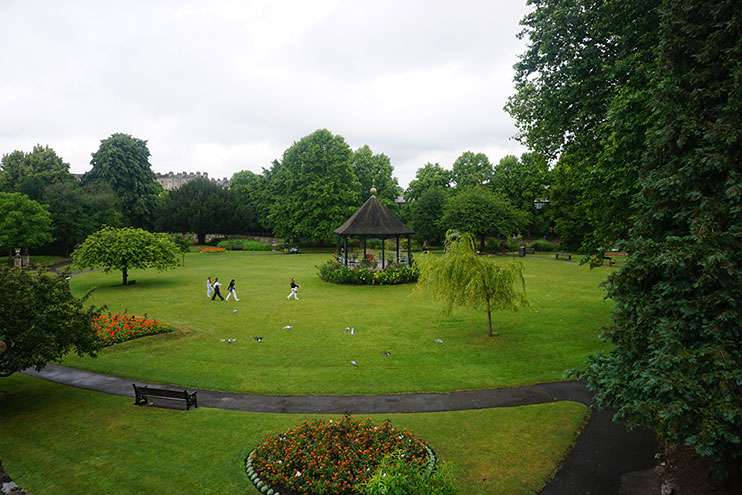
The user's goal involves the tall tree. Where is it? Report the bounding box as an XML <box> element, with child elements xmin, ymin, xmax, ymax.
<box><xmin>404</xmin><ymin>163</ymin><xmax>452</xmax><ymax>202</ymax></box>
<box><xmin>0</xmin><ymin>145</ymin><xmax>75</xmax><ymax>200</ymax></box>
<box><xmin>85</xmin><ymin>133</ymin><xmax>163</xmax><ymax>230</ymax></box>
<box><xmin>507</xmin><ymin>0</ymin><xmax>660</xmax><ymax>255</ymax></box>
<box><xmin>441</xmin><ymin>187</ymin><xmax>528</xmax><ymax>251</ymax></box>
<box><xmin>156</xmin><ymin>178</ymin><xmax>238</xmax><ymax>244</ymax></box>
<box><xmin>353</xmin><ymin>145</ymin><xmax>400</xmax><ymax>207</ymax></box>
<box><xmin>230</xmin><ymin>170</ymin><xmax>273</xmax><ymax>233</ymax></box>
<box><xmin>0</xmin><ymin>266</ymin><xmax>102</xmax><ymax>377</ymax></box>
<box><xmin>408</xmin><ymin>187</ymin><xmax>450</xmax><ymax>246</ymax></box>
<box><xmin>578</xmin><ymin>0</ymin><xmax>741</xmax><ymax>486</ymax></box>
<box><xmin>414</xmin><ymin>231</ymin><xmax>527</xmax><ymax>337</ymax></box>
<box><xmin>268</xmin><ymin>129</ymin><xmax>360</xmax><ymax>243</ymax></box>
<box><xmin>72</xmin><ymin>226</ymin><xmax>179</xmax><ymax>286</ymax></box>
<box><xmin>0</xmin><ymin>192</ymin><xmax>53</xmax><ymax>255</ymax></box>
<box><xmin>451</xmin><ymin>151</ymin><xmax>493</xmax><ymax>190</ymax></box>
<box><xmin>491</xmin><ymin>153</ymin><xmax>551</xmax><ymax>234</ymax></box>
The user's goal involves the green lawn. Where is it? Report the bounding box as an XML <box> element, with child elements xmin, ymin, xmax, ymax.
<box><xmin>0</xmin><ymin>374</ymin><xmax>589</xmax><ymax>495</ymax></box>
<box><xmin>63</xmin><ymin>252</ymin><xmax>614</xmax><ymax>395</ymax></box>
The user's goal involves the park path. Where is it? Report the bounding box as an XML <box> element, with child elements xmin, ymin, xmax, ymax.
<box><xmin>21</xmin><ymin>364</ymin><xmax>658</xmax><ymax>495</ymax></box>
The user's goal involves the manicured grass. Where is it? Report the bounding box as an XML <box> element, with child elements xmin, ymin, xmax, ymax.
<box><xmin>63</xmin><ymin>252</ymin><xmax>614</xmax><ymax>395</ymax></box>
<box><xmin>0</xmin><ymin>374</ymin><xmax>589</xmax><ymax>495</ymax></box>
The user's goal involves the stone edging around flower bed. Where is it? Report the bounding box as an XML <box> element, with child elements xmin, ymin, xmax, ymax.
<box><xmin>244</xmin><ymin>444</ymin><xmax>437</xmax><ymax>495</ymax></box>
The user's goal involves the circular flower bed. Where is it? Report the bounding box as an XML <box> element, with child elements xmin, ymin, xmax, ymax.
<box><xmin>200</xmin><ymin>246</ymin><xmax>226</xmax><ymax>253</ymax></box>
<box><xmin>245</xmin><ymin>416</ymin><xmax>435</xmax><ymax>495</ymax></box>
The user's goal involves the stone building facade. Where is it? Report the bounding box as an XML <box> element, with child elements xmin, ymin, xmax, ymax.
<box><xmin>155</xmin><ymin>171</ymin><xmax>229</xmax><ymax>190</ymax></box>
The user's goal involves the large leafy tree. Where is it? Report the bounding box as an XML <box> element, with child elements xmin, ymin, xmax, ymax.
<box><xmin>408</xmin><ymin>187</ymin><xmax>450</xmax><ymax>246</ymax></box>
<box><xmin>230</xmin><ymin>170</ymin><xmax>272</xmax><ymax>233</ymax></box>
<box><xmin>85</xmin><ymin>133</ymin><xmax>163</xmax><ymax>229</ymax></box>
<box><xmin>268</xmin><ymin>129</ymin><xmax>360</xmax><ymax>243</ymax></box>
<box><xmin>0</xmin><ymin>192</ymin><xmax>53</xmax><ymax>254</ymax></box>
<box><xmin>72</xmin><ymin>226</ymin><xmax>179</xmax><ymax>286</ymax></box>
<box><xmin>440</xmin><ymin>187</ymin><xmax>528</xmax><ymax>251</ymax></box>
<box><xmin>353</xmin><ymin>145</ymin><xmax>400</xmax><ymax>207</ymax></box>
<box><xmin>578</xmin><ymin>0</ymin><xmax>742</xmax><ymax>486</ymax></box>
<box><xmin>404</xmin><ymin>163</ymin><xmax>452</xmax><ymax>202</ymax></box>
<box><xmin>507</xmin><ymin>0</ymin><xmax>660</xmax><ymax>255</ymax></box>
<box><xmin>451</xmin><ymin>151</ymin><xmax>493</xmax><ymax>190</ymax></box>
<box><xmin>156</xmin><ymin>178</ymin><xmax>240</xmax><ymax>244</ymax></box>
<box><xmin>0</xmin><ymin>145</ymin><xmax>75</xmax><ymax>200</ymax></box>
<box><xmin>491</xmin><ymin>153</ymin><xmax>551</xmax><ymax>233</ymax></box>
<box><xmin>0</xmin><ymin>266</ymin><xmax>102</xmax><ymax>377</ymax></box>
<box><xmin>415</xmin><ymin>231</ymin><xmax>527</xmax><ymax>337</ymax></box>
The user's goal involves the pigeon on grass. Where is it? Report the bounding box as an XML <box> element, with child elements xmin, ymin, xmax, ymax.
<box><xmin>350</xmin><ymin>360</ymin><xmax>358</xmax><ymax>366</ymax></box>
<box><xmin>434</xmin><ymin>339</ymin><xmax>444</xmax><ymax>344</ymax></box>
<box><xmin>221</xmin><ymin>339</ymin><xmax>236</xmax><ymax>343</ymax></box>
<box><xmin>282</xmin><ymin>325</ymin><xmax>293</xmax><ymax>329</ymax></box>
<box><xmin>232</xmin><ymin>309</ymin><xmax>238</xmax><ymax>314</ymax></box>
<box><xmin>253</xmin><ymin>337</ymin><xmax>263</xmax><ymax>343</ymax></box>
<box><xmin>381</xmin><ymin>351</ymin><xmax>391</xmax><ymax>356</ymax></box>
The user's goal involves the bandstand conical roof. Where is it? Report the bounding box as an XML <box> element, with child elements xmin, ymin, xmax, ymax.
<box><xmin>334</xmin><ymin>195</ymin><xmax>415</xmax><ymax>236</ymax></box>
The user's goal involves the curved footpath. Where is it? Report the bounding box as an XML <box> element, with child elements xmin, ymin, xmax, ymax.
<box><xmin>22</xmin><ymin>364</ymin><xmax>658</xmax><ymax>494</ymax></box>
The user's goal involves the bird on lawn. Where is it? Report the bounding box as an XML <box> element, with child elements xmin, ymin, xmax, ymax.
<box><xmin>350</xmin><ymin>360</ymin><xmax>358</xmax><ymax>366</ymax></box>
<box><xmin>253</xmin><ymin>337</ymin><xmax>263</xmax><ymax>343</ymax></box>
<box><xmin>232</xmin><ymin>309</ymin><xmax>238</xmax><ymax>314</ymax></box>
<box><xmin>382</xmin><ymin>351</ymin><xmax>391</xmax><ymax>356</ymax></box>
<box><xmin>221</xmin><ymin>339</ymin><xmax>236</xmax><ymax>343</ymax></box>
<box><xmin>344</xmin><ymin>327</ymin><xmax>350</xmax><ymax>333</ymax></box>
<box><xmin>435</xmin><ymin>339</ymin><xmax>444</xmax><ymax>344</ymax></box>
<box><xmin>282</xmin><ymin>325</ymin><xmax>293</xmax><ymax>329</ymax></box>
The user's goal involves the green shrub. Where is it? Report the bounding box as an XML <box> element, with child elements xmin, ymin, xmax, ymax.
<box><xmin>528</xmin><ymin>239</ymin><xmax>557</xmax><ymax>252</ymax></box>
<box><xmin>317</xmin><ymin>259</ymin><xmax>419</xmax><ymax>285</ymax></box>
<box><xmin>361</xmin><ymin>450</ymin><xmax>458</xmax><ymax>495</ymax></box>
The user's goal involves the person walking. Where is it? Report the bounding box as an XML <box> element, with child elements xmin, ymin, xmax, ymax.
<box><xmin>287</xmin><ymin>277</ymin><xmax>300</xmax><ymax>300</ymax></box>
<box><xmin>211</xmin><ymin>278</ymin><xmax>224</xmax><ymax>301</ymax></box>
<box><xmin>207</xmin><ymin>276</ymin><xmax>213</xmax><ymax>298</ymax></box>
<box><xmin>225</xmin><ymin>279</ymin><xmax>239</xmax><ymax>301</ymax></box>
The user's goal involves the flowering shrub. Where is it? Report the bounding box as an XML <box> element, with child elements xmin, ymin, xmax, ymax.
<box><xmin>248</xmin><ymin>416</ymin><xmax>433</xmax><ymax>495</ymax></box>
<box><xmin>93</xmin><ymin>313</ymin><xmax>172</xmax><ymax>346</ymax></box>
<box><xmin>199</xmin><ymin>246</ymin><xmax>226</xmax><ymax>253</ymax></box>
<box><xmin>317</xmin><ymin>260</ymin><xmax>419</xmax><ymax>285</ymax></box>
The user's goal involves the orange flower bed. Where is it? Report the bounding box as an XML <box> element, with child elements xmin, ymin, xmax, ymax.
<box><xmin>200</xmin><ymin>247</ymin><xmax>226</xmax><ymax>253</ymax></box>
<box><xmin>247</xmin><ymin>415</ymin><xmax>434</xmax><ymax>494</ymax></box>
<box><xmin>93</xmin><ymin>313</ymin><xmax>172</xmax><ymax>346</ymax></box>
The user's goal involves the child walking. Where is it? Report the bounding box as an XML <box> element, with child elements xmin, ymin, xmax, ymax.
<box><xmin>287</xmin><ymin>277</ymin><xmax>300</xmax><ymax>300</ymax></box>
<box><xmin>206</xmin><ymin>276</ymin><xmax>213</xmax><ymax>298</ymax></box>
<box><xmin>225</xmin><ymin>279</ymin><xmax>239</xmax><ymax>301</ymax></box>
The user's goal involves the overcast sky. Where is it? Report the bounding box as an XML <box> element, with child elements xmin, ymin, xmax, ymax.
<box><xmin>0</xmin><ymin>0</ymin><xmax>531</xmax><ymax>188</ymax></box>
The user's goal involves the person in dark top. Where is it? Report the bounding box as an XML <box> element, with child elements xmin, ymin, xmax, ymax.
<box><xmin>211</xmin><ymin>278</ymin><xmax>224</xmax><ymax>301</ymax></box>
<box><xmin>286</xmin><ymin>277</ymin><xmax>299</xmax><ymax>300</ymax></box>
<box><xmin>226</xmin><ymin>279</ymin><xmax>239</xmax><ymax>301</ymax></box>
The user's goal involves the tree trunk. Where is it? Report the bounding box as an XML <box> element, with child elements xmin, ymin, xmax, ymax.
<box><xmin>122</xmin><ymin>265</ymin><xmax>128</xmax><ymax>286</ymax></box>
<box><xmin>480</xmin><ymin>235</ymin><xmax>486</xmax><ymax>253</ymax></box>
<box><xmin>198</xmin><ymin>232</ymin><xmax>206</xmax><ymax>245</ymax></box>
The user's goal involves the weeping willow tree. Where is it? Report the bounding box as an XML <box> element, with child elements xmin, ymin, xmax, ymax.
<box><xmin>414</xmin><ymin>231</ymin><xmax>527</xmax><ymax>337</ymax></box>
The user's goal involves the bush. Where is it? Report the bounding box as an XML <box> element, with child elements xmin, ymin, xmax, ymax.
<box><xmin>528</xmin><ymin>239</ymin><xmax>557</xmax><ymax>252</ymax></box>
<box><xmin>317</xmin><ymin>259</ymin><xmax>419</xmax><ymax>285</ymax></box>
<box><xmin>361</xmin><ymin>451</ymin><xmax>458</xmax><ymax>495</ymax></box>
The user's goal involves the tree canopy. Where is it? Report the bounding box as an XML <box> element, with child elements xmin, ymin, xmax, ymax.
<box><xmin>440</xmin><ymin>187</ymin><xmax>528</xmax><ymax>251</ymax></box>
<box><xmin>72</xmin><ymin>226</ymin><xmax>179</xmax><ymax>286</ymax></box>
<box><xmin>404</xmin><ymin>163</ymin><xmax>452</xmax><ymax>202</ymax></box>
<box><xmin>414</xmin><ymin>231</ymin><xmax>527</xmax><ymax>337</ymax></box>
<box><xmin>0</xmin><ymin>145</ymin><xmax>76</xmax><ymax>200</ymax></box>
<box><xmin>267</xmin><ymin>129</ymin><xmax>360</xmax><ymax>243</ymax></box>
<box><xmin>0</xmin><ymin>266</ymin><xmax>102</xmax><ymax>377</ymax></box>
<box><xmin>451</xmin><ymin>151</ymin><xmax>493</xmax><ymax>189</ymax></box>
<box><xmin>0</xmin><ymin>192</ymin><xmax>53</xmax><ymax>253</ymax></box>
<box><xmin>562</xmin><ymin>0</ymin><xmax>742</xmax><ymax>484</ymax></box>
<box><xmin>353</xmin><ymin>145</ymin><xmax>400</xmax><ymax>207</ymax></box>
<box><xmin>85</xmin><ymin>133</ymin><xmax>162</xmax><ymax>229</ymax></box>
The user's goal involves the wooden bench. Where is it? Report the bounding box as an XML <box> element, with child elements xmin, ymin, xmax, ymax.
<box><xmin>133</xmin><ymin>384</ymin><xmax>198</xmax><ymax>410</ymax></box>
<box><xmin>555</xmin><ymin>253</ymin><xmax>572</xmax><ymax>260</ymax></box>
<box><xmin>525</xmin><ymin>248</ymin><xmax>535</xmax><ymax>255</ymax></box>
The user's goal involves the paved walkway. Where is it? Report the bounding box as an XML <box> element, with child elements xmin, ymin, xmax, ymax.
<box><xmin>22</xmin><ymin>364</ymin><xmax>658</xmax><ymax>494</ymax></box>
